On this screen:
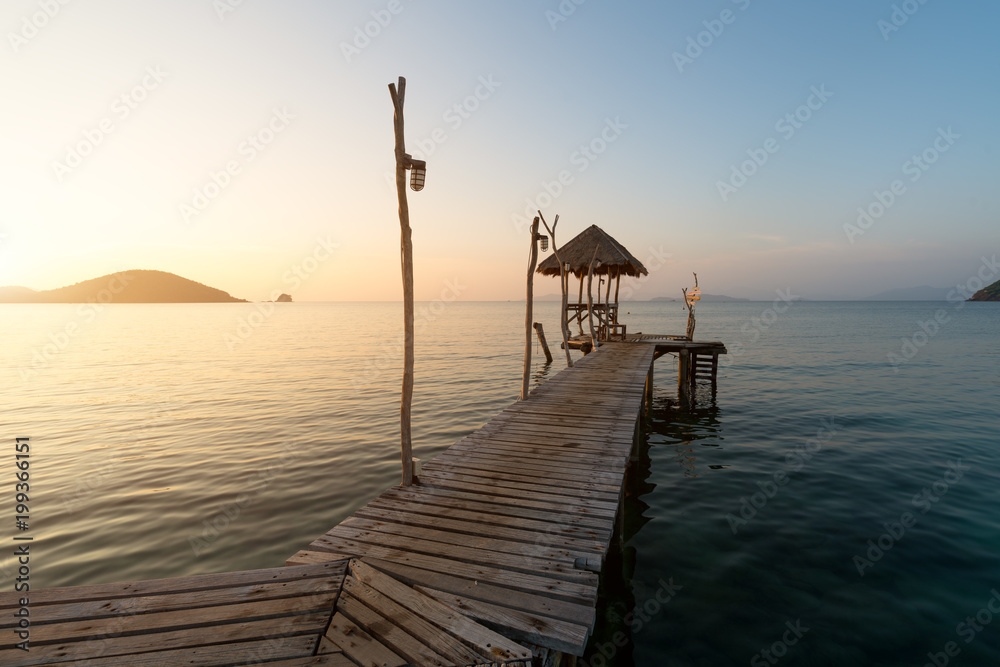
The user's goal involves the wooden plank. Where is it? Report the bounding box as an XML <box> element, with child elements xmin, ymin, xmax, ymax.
<box><xmin>21</xmin><ymin>594</ymin><xmax>336</xmax><ymax>645</ymax></box>
<box><xmin>473</xmin><ymin>424</ymin><xmax>634</xmax><ymax>447</ymax></box>
<box><xmin>312</xmin><ymin>526</ymin><xmax>597</xmax><ymax>585</ymax></box>
<box><xmin>362</xmin><ymin>558</ymin><xmax>595</xmax><ymax>630</ymax></box>
<box><xmin>341</xmin><ymin>574</ymin><xmax>484</xmax><ymax>665</ymax></box>
<box><xmin>354</xmin><ymin>504</ymin><xmax>607</xmax><ymax>556</ymax></box>
<box><xmin>324</xmin><ymin>611</ymin><xmax>407</xmax><ymax>667</ymax></box>
<box><xmin>338</xmin><ymin>516</ymin><xmax>592</xmax><ymax>566</ymax></box>
<box><xmin>448</xmin><ymin>436</ymin><xmax>631</xmax><ymax>464</ymax></box>
<box><xmin>417</xmin><ymin>469</ymin><xmax>621</xmax><ymax>506</ymax></box>
<box><xmin>350</xmin><ymin>559</ymin><xmax>533</xmax><ymax>664</ymax></box>
<box><xmin>438</xmin><ymin>441</ymin><xmax>629</xmax><ymax>471</ymax></box>
<box><xmin>417</xmin><ymin>585</ymin><xmax>589</xmax><ymax>656</ymax></box>
<box><xmin>301</xmin><ymin>537</ymin><xmax>597</xmax><ymax>605</ymax></box>
<box><xmin>361</xmin><ymin>500</ymin><xmax>611</xmax><ymax>557</ymax></box>
<box><xmin>0</xmin><ymin>612</ymin><xmax>331</xmax><ymax>666</ymax></box>
<box><xmin>0</xmin><ymin>562</ymin><xmax>347</xmax><ymax>609</ymax></box>
<box><xmin>455</xmin><ymin>436</ymin><xmax>632</xmax><ymax>464</ymax></box>
<box><xmin>380</xmin><ymin>486</ymin><xmax>617</xmax><ymax>523</ymax></box>
<box><xmin>432</xmin><ymin>450</ymin><xmax>624</xmax><ymax>485</ymax></box>
<box><xmin>337</xmin><ymin>588</ymin><xmax>455</xmax><ymax>666</ymax></box>
<box><xmin>3</xmin><ymin>576</ymin><xmax>343</xmax><ymax>626</ymax></box>
<box><xmin>55</xmin><ymin>636</ymin><xmax>319</xmax><ymax>666</ymax></box>
<box><xmin>250</xmin><ymin>654</ymin><xmax>356</xmax><ymax>666</ymax></box>
<box><xmin>420</xmin><ymin>461</ymin><xmax>621</xmax><ymax>496</ymax></box>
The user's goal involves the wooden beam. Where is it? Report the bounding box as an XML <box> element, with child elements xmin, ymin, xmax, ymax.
<box><xmin>389</xmin><ymin>75</ymin><xmax>414</xmax><ymax>487</ymax></box>
<box><xmin>586</xmin><ymin>246</ymin><xmax>599</xmax><ymax>350</ymax></box>
<box><xmin>521</xmin><ymin>217</ymin><xmax>540</xmax><ymax>401</ymax></box>
<box><xmin>538</xmin><ymin>212</ymin><xmax>573</xmax><ymax>367</ymax></box>
<box><xmin>534</xmin><ymin>322</ymin><xmax>554</xmax><ymax>364</ymax></box>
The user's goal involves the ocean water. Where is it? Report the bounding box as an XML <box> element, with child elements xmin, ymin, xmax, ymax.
<box><xmin>2</xmin><ymin>300</ymin><xmax>998</xmax><ymax>666</ymax></box>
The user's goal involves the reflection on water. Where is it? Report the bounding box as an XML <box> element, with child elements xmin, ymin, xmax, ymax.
<box><xmin>2</xmin><ymin>301</ymin><xmax>999</xmax><ymax>665</ymax></box>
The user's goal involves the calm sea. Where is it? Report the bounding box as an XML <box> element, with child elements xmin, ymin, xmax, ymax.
<box><xmin>2</xmin><ymin>300</ymin><xmax>998</xmax><ymax>666</ymax></box>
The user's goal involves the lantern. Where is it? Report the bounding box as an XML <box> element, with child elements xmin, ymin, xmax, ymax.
<box><xmin>408</xmin><ymin>159</ymin><xmax>426</xmax><ymax>191</ymax></box>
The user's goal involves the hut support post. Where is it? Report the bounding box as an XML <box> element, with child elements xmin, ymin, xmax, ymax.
<box><xmin>520</xmin><ymin>217</ymin><xmax>540</xmax><ymax>401</ymax></box>
<box><xmin>534</xmin><ymin>322</ymin><xmax>553</xmax><ymax>364</ymax></box>
<box><xmin>678</xmin><ymin>348</ymin><xmax>690</xmax><ymax>401</ymax></box>
<box><xmin>587</xmin><ymin>246</ymin><xmax>600</xmax><ymax>351</ymax></box>
<box><xmin>389</xmin><ymin>76</ymin><xmax>415</xmax><ymax>487</ymax></box>
<box><xmin>576</xmin><ymin>275</ymin><xmax>585</xmax><ymax>334</ymax></box>
<box><xmin>538</xmin><ymin>211</ymin><xmax>573</xmax><ymax>367</ymax></box>
<box><xmin>644</xmin><ymin>363</ymin><xmax>653</xmax><ymax>415</ymax></box>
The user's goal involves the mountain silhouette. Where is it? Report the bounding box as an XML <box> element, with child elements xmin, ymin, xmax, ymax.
<box><xmin>0</xmin><ymin>270</ymin><xmax>247</xmax><ymax>303</ymax></box>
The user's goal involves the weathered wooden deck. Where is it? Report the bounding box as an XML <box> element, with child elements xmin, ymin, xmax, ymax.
<box><xmin>0</xmin><ymin>340</ymin><xmax>716</xmax><ymax>665</ymax></box>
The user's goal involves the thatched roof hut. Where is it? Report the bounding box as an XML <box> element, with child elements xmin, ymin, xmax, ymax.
<box><xmin>536</xmin><ymin>224</ymin><xmax>648</xmax><ymax>278</ymax></box>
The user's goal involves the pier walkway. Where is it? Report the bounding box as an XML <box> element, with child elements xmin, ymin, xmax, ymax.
<box><xmin>0</xmin><ymin>340</ymin><xmax>719</xmax><ymax>665</ymax></box>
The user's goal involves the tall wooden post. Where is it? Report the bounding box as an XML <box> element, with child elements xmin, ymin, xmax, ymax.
<box><xmin>389</xmin><ymin>76</ymin><xmax>414</xmax><ymax>487</ymax></box>
<box><xmin>538</xmin><ymin>212</ymin><xmax>573</xmax><ymax>367</ymax></box>
<box><xmin>678</xmin><ymin>348</ymin><xmax>690</xmax><ymax>401</ymax></box>
<box><xmin>587</xmin><ymin>246</ymin><xmax>600</xmax><ymax>351</ymax></box>
<box><xmin>533</xmin><ymin>322</ymin><xmax>553</xmax><ymax>363</ymax></box>
<box><xmin>521</xmin><ymin>217</ymin><xmax>540</xmax><ymax>400</ymax></box>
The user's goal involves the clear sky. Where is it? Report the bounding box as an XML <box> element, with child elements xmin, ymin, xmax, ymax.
<box><xmin>2</xmin><ymin>0</ymin><xmax>997</xmax><ymax>300</ymax></box>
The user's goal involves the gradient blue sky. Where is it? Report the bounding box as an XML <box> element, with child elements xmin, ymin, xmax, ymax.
<box><xmin>2</xmin><ymin>0</ymin><xmax>997</xmax><ymax>300</ymax></box>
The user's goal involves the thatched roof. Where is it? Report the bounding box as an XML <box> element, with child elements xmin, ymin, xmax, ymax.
<box><xmin>536</xmin><ymin>224</ymin><xmax>649</xmax><ymax>278</ymax></box>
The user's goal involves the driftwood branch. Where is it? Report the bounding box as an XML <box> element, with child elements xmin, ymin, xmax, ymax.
<box><xmin>520</xmin><ymin>217</ymin><xmax>540</xmax><ymax>400</ymax></box>
<box><xmin>587</xmin><ymin>245</ymin><xmax>600</xmax><ymax>351</ymax></box>
<box><xmin>538</xmin><ymin>211</ymin><xmax>573</xmax><ymax>367</ymax></box>
<box><xmin>390</xmin><ymin>76</ymin><xmax>414</xmax><ymax>487</ymax></box>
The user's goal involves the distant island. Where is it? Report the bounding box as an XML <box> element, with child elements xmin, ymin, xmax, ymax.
<box><xmin>969</xmin><ymin>278</ymin><xmax>1000</xmax><ymax>301</ymax></box>
<box><xmin>276</xmin><ymin>293</ymin><xmax>293</xmax><ymax>302</ymax></box>
<box><xmin>0</xmin><ymin>270</ymin><xmax>247</xmax><ymax>303</ymax></box>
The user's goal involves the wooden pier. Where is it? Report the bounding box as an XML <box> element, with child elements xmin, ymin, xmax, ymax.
<box><xmin>1</xmin><ymin>339</ymin><xmax>724</xmax><ymax>665</ymax></box>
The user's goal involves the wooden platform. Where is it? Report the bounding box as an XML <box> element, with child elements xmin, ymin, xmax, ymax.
<box><xmin>1</xmin><ymin>342</ymin><xmax>671</xmax><ymax>665</ymax></box>
<box><xmin>287</xmin><ymin>342</ymin><xmax>657</xmax><ymax>658</ymax></box>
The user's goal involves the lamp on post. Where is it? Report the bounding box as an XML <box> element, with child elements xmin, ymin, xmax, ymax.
<box><xmin>404</xmin><ymin>155</ymin><xmax>426</xmax><ymax>191</ymax></box>
<box><xmin>389</xmin><ymin>77</ymin><xmax>429</xmax><ymax>488</ymax></box>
